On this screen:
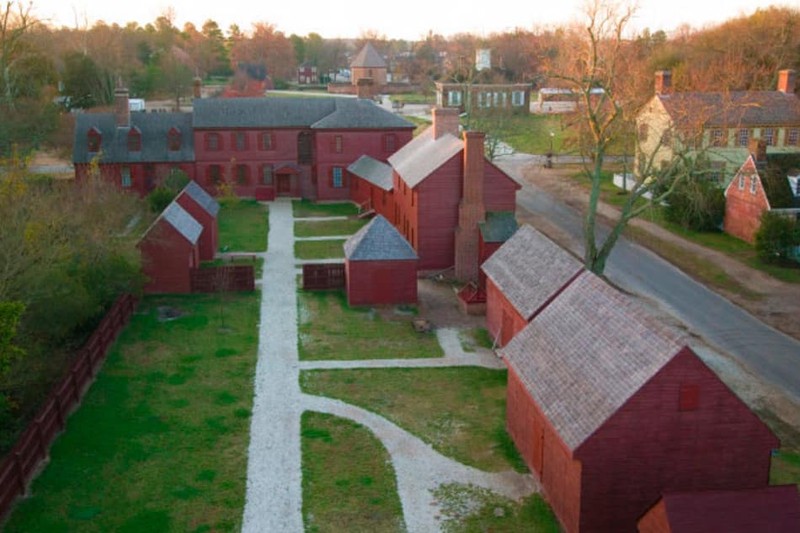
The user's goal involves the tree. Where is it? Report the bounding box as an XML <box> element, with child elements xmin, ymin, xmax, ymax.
<box><xmin>755</xmin><ymin>212</ymin><xmax>800</xmax><ymax>265</ymax></box>
<box><xmin>61</xmin><ymin>51</ymin><xmax>113</xmax><ymax>108</ymax></box>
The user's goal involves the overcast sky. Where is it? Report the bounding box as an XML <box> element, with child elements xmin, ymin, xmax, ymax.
<box><xmin>33</xmin><ymin>0</ymin><xmax>791</xmax><ymax>40</ymax></box>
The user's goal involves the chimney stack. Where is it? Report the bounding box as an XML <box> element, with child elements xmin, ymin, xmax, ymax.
<box><xmin>432</xmin><ymin>107</ymin><xmax>460</xmax><ymax>140</ymax></box>
<box><xmin>654</xmin><ymin>70</ymin><xmax>672</xmax><ymax>96</ymax></box>
<box><xmin>193</xmin><ymin>77</ymin><xmax>202</xmax><ymax>99</ymax></box>
<box><xmin>454</xmin><ymin>131</ymin><xmax>487</xmax><ymax>282</ymax></box>
<box><xmin>749</xmin><ymin>138</ymin><xmax>767</xmax><ymax>165</ymax></box>
<box><xmin>777</xmin><ymin>69</ymin><xmax>796</xmax><ymax>95</ymax></box>
<box><xmin>114</xmin><ymin>86</ymin><xmax>130</xmax><ymax>128</ymax></box>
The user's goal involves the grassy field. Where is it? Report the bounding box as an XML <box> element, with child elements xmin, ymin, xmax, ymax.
<box><xmin>294</xmin><ymin>239</ymin><xmax>347</xmax><ymax>260</ymax></box>
<box><xmin>295</xmin><ymin>218</ymin><xmax>368</xmax><ymax>238</ymax></box>
<box><xmin>292</xmin><ymin>199</ymin><xmax>358</xmax><ymax>218</ymax></box>
<box><xmin>217</xmin><ymin>199</ymin><xmax>269</xmax><ymax>252</ymax></box>
<box><xmin>298</xmin><ymin>290</ymin><xmax>442</xmax><ymax>360</ymax></box>
<box><xmin>3</xmin><ymin>293</ymin><xmax>260</xmax><ymax>532</ymax></box>
<box><xmin>300</xmin><ymin>367</ymin><xmax>525</xmax><ymax>473</ymax></box>
<box><xmin>301</xmin><ymin>411</ymin><xmax>404</xmax><ymax>532</ymax></box>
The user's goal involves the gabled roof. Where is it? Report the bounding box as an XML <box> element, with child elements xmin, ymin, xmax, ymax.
<box><xmin>482</xmin><ymin>224</ymin><xmax>583</xmax><ymax>320</ymax></box>
<box><xmin>181</xmin><ymin>180</ymin><xmax>220</xmax><ymax>217</ymax></box>
<box><xmin>344</xmin><ymin>215</ymin><xmax>417</xmax><ymax>261</ymax></box>
<box><xmin>348</xmin><ymin>155</ymin><xmax>393</xmax><ymax>191</ymax></box>
<box><xmin>657</xmin><ymin>91</ymin><xmax>800</xmax><ymax>128</ymax></box>
<box><xmin>192</xmin><ymin>97</ymin><xmax>412</xmax><ymax>130</ymax></box>
<box><xmin>479</xmin><ymin>211</ymin><xmax>519</xmax><ymax>243</ymax></box>
<box><xmin>650</xmin><ymin>485</ymin><xmax>800</xmax><ymax>533</ymax></box>
<box><xmin>142</xmin><ymin>201</ymin><xmax>203</xmax><ymax>245</ymax></box>
<box><xmin>388</xmin><ymin>128</ymin><xmax>463</xmax><ymax>188</ymax></box>
<box><xmin>73</xmin><ymin>112</ymin><xmax>194</xmax><ymax>164</ymax></box>
<box><xmin>350</xmin><ymin>43</ymin><xmax>386</xmax><ymax>69</ymax></box>
<box><xmin>500</xmin><ymin>272</ymin><xmax>686</xmax><ymax>452</ymax></box>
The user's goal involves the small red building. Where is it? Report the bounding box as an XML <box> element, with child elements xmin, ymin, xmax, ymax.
<box><xmin>723</xmin><ymin>143</ymin><xmax>800</xmax><ymax>243</ymax></box>
<box><xmin>344</xmin><ymin>215</ymin><xmax>418</xmax><ymax>306</ymax></box>
<box><xmin>638</xmin><ymin>485</ymin><xmax>800</xmax><ymax>533</ymax></box>
<box><xmin>481</xmin><ymin>224</ymin><xmax>583</xmax><ymax>347</ymax></box>
<box><xmin>138</xmin><ymin>201</ymin><xmax>202</xmax><ymax>294</ymax></box>
<box><xmin>500</xmin><ymin>272</ymin><xmax>779</xmax><ymax>533</ymax></box>
<box><xmin>175</xmin><ymin>180</ymin><xmax>220</xmax><ymax>261</ymax></box>
<box><xmin>347</xmin><ymin>155</ymin><xmax>394</xmax><ymax>220</ymax></box>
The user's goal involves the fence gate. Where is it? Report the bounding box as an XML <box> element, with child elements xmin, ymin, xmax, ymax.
<box><xmin>302</xmin><ymin>263</ymin><xmax>345</xmax><ymax>290</ymax></box>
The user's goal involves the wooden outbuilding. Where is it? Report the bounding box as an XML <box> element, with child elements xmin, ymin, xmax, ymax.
<box><xmin>347</xmin><ymin>155</ymin><xmax>394</xmax><ymax>220</ymax></box>
<box><xmin>175</xmin><ymin>180</ymin><xmax>220</xmax><ymax>261</ymax></box>
<box><xmin>138</xmin><ymin>201</ymin><xmax>202</xmax><ymax>294</ymax></box>
<box><xmin>638</xmin><ymin>485</ymin><xmax>800</xmax><ymax>533</ymax></box>
<box><xmin>481</xmin><ymin>224</ymin><xmax>583</xmax><ymax>347</ymax></box>
<box><xmin>500</xmin><ymin>272</ymin><xmax>779</xmax><ymax>533</ymax></box>
<box><xmin>344</xmin><ymin>215</ymin><xmax>418</xmax><ymax>306</ymax></box>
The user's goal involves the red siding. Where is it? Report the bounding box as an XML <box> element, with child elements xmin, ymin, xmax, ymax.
<box><xmin>175</xmin><ymin>192</ymin><xmax>219</xmax><ymax>261</ymax></box>
<box><xmin>413</xmin><ymin>155</ymin><xmax>463</xmax><ymax>271</ymax></box>
<box><xmin>138</xmin><ymin>221</ymin><xmax>199</xmax><ymax>293</ymax></box>
<box><xmin>349</xmin><ymin>178</ymin><xmax>394</xmax><ymax>221</ymax></box>
<box><xmin>637</xmin><ymin>499</ymin><xmax>670</xmax><ymax>533</ymax></box>
<box><xmin>724</xmin><ymin>165</ymin><xmax>770</xmax><ymax>243</ymax></box>
<box><xmin>484</xmin><ymin>161</ymin><xmax>521</xmax><ymax>211</ymax></box>
<box><xmin>485</xmin><ymin>278</ymin><xmax>527</xmax><ymax>347</ymax></box>
<box><xmin>345</xmin><ymin>259</ymin><xmax>418</xmax><ymax>306</ymax></box>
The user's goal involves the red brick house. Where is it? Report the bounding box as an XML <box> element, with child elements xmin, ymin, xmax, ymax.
<box><xmin>388</xmin><ymin>107</ymin><xmax>520</xmax><ymax>278</ymax></box>
<box><xmin>481</xmin><ymin>224</ymin><xmax>583</xmax><ymax>347</ymax></box>
<box><xmin>138</xmin><ymin>201</ymin><xmax>202</xmax><ymax>294</ymax></box>
<box><xmin>723</xmin><ymin>143</ymin><xmax>800</xmax><ymax>243</ymax></box>
<box><xmin>638</xmin><ymin>485</ymin><xmax>800</xmax><ymax>533</ymax></box>
<box><xmin>344</xmin><ymin>215</ymin><xmax>418</xmax><ymax>306</ymax></box>
<box><xmin>500</xmin><ymin>272</ymin><xmax>779</xmax><ymax>533</ymax></box>
<box><xmin>175</xmin><ymin>180</ymin><xmax>220</xmax><ymax>261</ymax></box>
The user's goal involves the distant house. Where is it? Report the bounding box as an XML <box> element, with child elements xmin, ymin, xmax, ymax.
<box><xmin>175</xmin><ymin>180</ymin><xmax>220</xmax><ymax>261</ymax></box>
<box><xmin>138</xmin><ymin>201</ymin><xmax>202</xmax><ymax>294</ymax></box>
<box><xmin>723</xmin><ymin>143</ymin><xmax>800</xmax><ymax>243</ymax></box>
<box><xmin>297</xmin><ymin>62</ymin><xmax>318</xmax><ymax>85</ymax></box>
<box><xmin>435</xmin><ymin>82</ymin><xmax>532</xmax><ymax>114</ymax></box>
<box><xmin>481</xmin><ymin>224</ymin><xmax>583</xmax><ymax>347</ymax></box>
<box><xmin>638</xmin><ymin>485</ymin><xmax>800</xmax><ymax>533</ymax></box>
<box><xmin>635</xmin><ymin>69</ymin><xmax>800</xmax><ymax>183</ymax></box>
<box><xmin>344</xmin><ymin>215</ymin><xmax>418</xmax><ymax>306</ymax></box>
<box><xmin>500</xmin><ymin>272</ymin><xmax>779</xmax><ymax>532</ymax></box>
<box><xmin>349</xmin><ymin>42</ymin><xmax>387</xmax><ymax>97</ymax></box>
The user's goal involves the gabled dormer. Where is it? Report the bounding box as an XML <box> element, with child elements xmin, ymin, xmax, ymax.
<box><xmin>127</xmin><ymin>126</ymin><xmax>142</xmax><ymax>152</ymax></box>
<box><xmin>87</xmin><ymin>127</ymin><xmax>102</xmax><ymax>153</ymax></box>
<box><xmin>168</xmin><ymin>127</ymin><xmax>182</xmax><ymax>151</ymax></box>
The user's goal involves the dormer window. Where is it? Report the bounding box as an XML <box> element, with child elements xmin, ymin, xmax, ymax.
<box><xmin>750</xmin><ymin>175</ymin><xmax>758</xmax><ymax>194</ymax></box>
<box><xmin>87</xmin><ymin>128</ymin><xmax>102</xmax><ymax>153</ymax></box>
<box><xmin>168</xmin><ymin>127</ymin><xmax>181</xmax><ymax>151</ymax></box>
<box><xmin>127</xmin><ymin>127</ymin><xmax>141</xmax><ymax>152</ymax></box>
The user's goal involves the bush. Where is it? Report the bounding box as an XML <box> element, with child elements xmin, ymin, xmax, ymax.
<box><xmin>755</xmin><ymin>212</ymin><xmax>800</xmax><ymax>265</ymax></box>
<box><xmin>663</xmin><ymin>177</ymin><xmax>725</xmax><ymax>231</ymax></box>
<box><xmin>147</xmin><ymin>186</ymin><xmax>176</xmax><ymax>213</ymax></box>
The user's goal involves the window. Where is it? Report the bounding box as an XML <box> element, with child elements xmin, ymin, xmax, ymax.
<box><xmin>261</xmin><ymin>165</ymin><xmax>274</xmax><ymax>185</ymax></box>
<box><xmin>709</xmin><ymin>162</ymin><xmax>726</xmax><ymax>184</ymax></box>
<box><xmin>298</xmin><ymin>132</ymin><xmax>313</xmax><ymax>165</ymax></box>
<box><xmin>127</xmin><ymin>128</ymin><xmax>141</xmax><ymax>152</ymax></box>
<box><xmin>206</xmin><ymin>133</ymin><xmax>221</xmax><ymax>151</ymax></box>
<box><xmin>121</xmin><ymin>166</ymin><xmax>132</xmax><ymax>188</ymax></box>
<box><xmin>260</xmin><ymin>132</ymin><xmax>274</xmax><ymax>151</ymax></box>
<box><xmin>234</xmin><ymin>131</ymin><xmax>247</xmax><ymax>151</ymax></box>
<box><xmin>236</xmin><ymin>164</ymin><xmax>249</xmax><ymax>185</ymax></box>
<box><xmin>208</xmin><ymin>164</ymin><xmax>222</xmax><ymax>185</ymax></box>
<box><xmin>493</xmin><ymin>92</ymin><xmax>506</xmax><ymax>107</ymax></box>
<box><xmin>87</xmin><ymin>128</ymin><xmax>101</xmax><ymax>153</ymax></box>
<box><xmin>331</xmin><ymin>167</ymin><xmax>344</xmax><ymax>188</ymax></box>
<box><xmin>478</xmin><ymin>92</ymin><xmax>491</xmax><ymax>108</ymax></box>
<box><xmin>167</xmin><ymin>128</ymin><xmax>181</xmax><ymax>151</ymax></box>
<box><xmin>511</xmin><ymin>91</ymin><xmax>525</xmax><ymax>107</ymax></box>
<box><xmin>750</xmin><ymin>174</ymin><xmax>758</xmax><ymax>194</ymax></box>
<box><xmin>383</xmin><ymin>134</ymin><xmax>397</xmax><ymax>153</ymax></box>
<box><xmin>447</xmin><ymin>90</ymin><xmax>462</xmax><ymax>106</ymax></box>
<box><xmin>763</xmin><ymin>127</ymin><xmax>776</xmax><ymax>146</ymax></box>
<box><xmin>736</xmin><ymin>128</ymin><xmax>750</xmax><ymax>147</ymax></box>
<box><xmin>333</xmin><ymin>135</ymin><xmax>343</xmax><ymax>154</ymax></box>
<box><xmin>710</xmin><ymin>128</ymin><xmax>725</xmax><ymax>147</ymax></box>
<box><xmin>787</xmin><ymin>128</ymin><xmax>799</xmax><ymax>146</ymax></box>
<box><xmin>679</xmin><ymin>384</ymin><xmax>699</xmax><ymax>411</ymax></box>
<box><xmin>738</xmin><ymin>174</ymin><xmax>745</xmax><ymax>190</ymax></box>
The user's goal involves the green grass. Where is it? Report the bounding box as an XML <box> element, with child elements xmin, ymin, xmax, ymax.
<box><xmin>298</xmin><ymin>290</ymin><xmax>442</xmax><ymax>360</ymax></box>
<box><xmin>294</xmin><ymin>239</ymin><xmax>347</xmax><ymax>260</ymax></box>
<box><xmin>292</xmin><ymin>199</ymin><xmax>358</xmax><ymax>218</ymax></box>
<box><xmin>459</xmin><ymin>328</ymin><xmax>495</xmax><ymax>352</ymax></box>
<box><xmin>300</xmin><ymin>367</ymin><xmax>526</xmax><ymax>472</ymax></box>
<box><xmin>301</xmin><ymin>411</ymin><xmax>404</xmax><ymax>533</ymax></box>
<box><xmin>3</xmin><ymin>293</ymin><xmax>260</xmax><ymax>533</ymax></box>
<box><xmin>389</xmin><ymin>93</ymin><xmax>436</xmax><ymax>105</ymax></box>
<box><xmin>487</xmin><ymin>114</ymin><xmax>567</xmax><ymax>155</ymax></box>
<box><xmin>295</xmin><ymin>218</ymin><xmax>368</xmax><ymax>238</ymax></box>
<box><xmin>218</xmin><ymin>199</ymin><xmax>269</xmax><ymax>252</ymax></box>
<box><xmin>433</xmin><ymin>484</ymin><xmax>560</xmax><ymax>533</ymax></box>
<box><xmin>757</xmin><ymin>408</ymin><xmax>800</xmax><ymax>488</ymax></box>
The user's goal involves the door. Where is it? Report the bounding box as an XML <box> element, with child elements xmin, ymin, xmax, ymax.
<box><xmin>277</xmin><ymin>174</ymin><xmax>291</xmax><ymax>195</ymax></box>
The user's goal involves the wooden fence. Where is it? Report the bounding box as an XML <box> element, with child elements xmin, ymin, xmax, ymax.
<box><xmin>302</xmin><ymin>263</ymin><xmax>346</xmax><ymax>290</ymax></box>
<box><xmin>0</xmin><ymin>294</ymin><xmax>137</xmax><ymax>522</ymax></box>
<box><xmin>190</xmin><ymin>265</ymin><xmax>255</xmax><ymax>293</ymax></box>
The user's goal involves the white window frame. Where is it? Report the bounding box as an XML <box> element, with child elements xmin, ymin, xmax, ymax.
<box><xmin>121</xmin><ymin>166</ymin><xmax>131</xmax><ymax>188</ymax></box>
<box><xmin>511</xmin><ymin>91</ymin><xmax>525</xmax><ymax>107</ymax></box>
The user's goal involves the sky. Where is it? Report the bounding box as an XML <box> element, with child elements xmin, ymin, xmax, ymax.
<box><xmin>32</xmin><ymin>0</ymin><xmax>792</xmax><ymax>40</ymax></box>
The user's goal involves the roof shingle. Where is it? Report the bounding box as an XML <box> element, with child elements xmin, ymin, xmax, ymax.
<box><xmin>344</xmin><ymin>215</ymin><xmax>417</xmax><ymax>261</ymax></box>
<box><xmin>347</xmin><ymin>155</ymin><xmax>393</xmax><ymax>191</ymax></box>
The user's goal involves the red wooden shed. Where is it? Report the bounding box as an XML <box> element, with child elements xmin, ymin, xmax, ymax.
<box><xmin>175</xmin><ymin>180</ymin><xmax>220</xmax><ymax>261</ymax></box>
<box><xmin>138</xmin><ymin>201</ymin><xmax>203</xmax><ymax>294</ymax></box>
<box><xmin>500</xmin><ymin>272</ymin><xmax>780</xmax><ymax>533</ymax></box>
<box><xmin>638</xmin><ymin>485</ymin><xmax>800</xmax><ymax>533</ymax></box>
<box><xmin>344</xmin><ymin>215</ymin><xmax>418</xmax><ymax>306</ymax></box>
<box><xmin>347</xmin><ymin>155</ymin><xmax>394</xmax><ymax>220</ymax></box>
<box><xmin>481</xmin><ymin>224</ymin><xmax>583</xmax><ymax>347</ymax></box>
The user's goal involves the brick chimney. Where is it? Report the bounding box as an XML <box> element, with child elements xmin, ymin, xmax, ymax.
<box><xmin>654</xmin><ymin>70</ymin><xmax>672</xmax><ymax>95</ymax></box>
<box><xmin>114</xmin><ymin>86</ymin><xmax>130</xmax><ymax>128</ymax></box>
<box><xmin>777</xmin><ymin>69</ymin><xmax>796</xmax><ymax>94</ymax></box>
<box><xmin>356</xmin><ymin>78</ymin><xmax>374</xmax><ymax>99</ymax></box>
<box><xmin>749</xmin><ymin>138</ymin><xmax>767</xmax><ymax>166</ymax></box>
<box><xmin>432</xmin><ymin>107</ymin><xmax>459</xmax><ymax>140</ymax></box>
<box><xmin>193</xmin><ymin>77</ymin><xmax>202</xmax><ymax>99</ymax></box>
<box><xmin>454</xmin><ymin>131</ymin><xmax>487</xmax><ymax>282</ymax></box>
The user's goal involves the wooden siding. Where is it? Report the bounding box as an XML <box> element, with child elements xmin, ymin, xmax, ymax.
<box><xmin>484</xmin><ymin>161</ymin><xmax>521</xmax><ymax>211</ymax></box>
<box><xmin>138</xmin><ymin>222</ymin><xmax>199</xmax><ymax>293</ymax></box>
<box><xmin>346</xmin><ymin>259</ymin><xmax>417</xmax><ymax>306</ymax></box>
<box><xmin>175</xmin><ymin>192</ymin><xmax>218</xmax><ymax>261</ymax></box>
<box><xmin>485</xmin><ymin>278</ymin><xmax>527</xmax><ymax>347</ymax></box>
<box><xmin>413</xmin><ymin>155</ymin><xmax>462</xmax><ymax>270</ymax></box>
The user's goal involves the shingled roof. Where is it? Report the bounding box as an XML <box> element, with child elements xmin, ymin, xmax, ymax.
<box><xmin>73</xmin><ymin>112</ymin><xmax>194</xmax><ymax>164</ymax></box>
<box><xmin>182</xmin><ymin>180</ymin><xmax>220</xmax><ymax>217</ymax></box>
<box><xmin>348</xmin><ymin>155</ymin><xmax>393</xmax><ymax>191</ymax></box>
<box><xmin>142</xmin><ymin>201</ymin><xmax>203</xmax><ymax>245</ymax></box>
<box><xmin>388</xmin><ymin>127</ymin><xmax>463</xmax><ymax>188</ymax></box>
<box><xmin>500</xmin><ymin>272</ymin><xmax>687</xmax><ymax>452</ymax></box>
<box><xmin>344</xmin><ymin>215</ymin><xmax>417</xmax><ymax>261</ymax></box>
<box><xmin>658</xmin><ymin>91</ymin><xmax>800</xmax><ymax>128</ymax></box>
<box><xmin>482</xmin><ymin>224</ymin><xmax>583</xmax><ymax>320</ymax></box>
<box><xmin>350</xmin><ymin>43</ymin><xmax>387</xmax><ymax>69</ymax></box>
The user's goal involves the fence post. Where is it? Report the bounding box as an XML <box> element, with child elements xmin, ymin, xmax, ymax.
<box><xmin>54</xmin><ymin>393</ymin><xmax>65</xmax><ymax>430</ymax></box>
<box><xmin>34</xmin><ymin>421</ymin><xmax>47</xmax><ymax>461</ymax></box>
<box><xmin>70</xmin><ymin>369</ymin><xmax>80</xmax><ymax>404</ymax></box>
<box><xmin>13</xmin><ymin>453</ymin><xmax>25</xmax><ymax>495</ymax></box>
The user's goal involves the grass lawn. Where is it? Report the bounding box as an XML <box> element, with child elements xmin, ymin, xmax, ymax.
<box><xmin>301</xmin><ymin>411</ymin><xmax>404</xmax><ymax>533</ymax></box>
<box><xmin>459</xmin><ymin>328</ymin><xmax>494</xmax><ymax>352</ymax></box>
<box><xmin>295</xmin><ymin>218</ymin><xmax>368</xmax><ymax>238</ymax></box>
<box><xmin>483</xmin><ymin>113</ymin><xmax>567</xmax><ymax>155</ymax></box>
<box><xmin>4</xmin><ymin>293</ymin><xmax>260</xmax><ymax>533</ymax></box>
<box><xmin>218</xmin><ymin>199</ymin><xmax>269</xmax><ymax>252</ymax></box>
<box><xmin>295</xmin><ymin>239</ymin><xmax>347</xmax><ymax>260</ymax></box>
<box><xmin>292</xmin><ymin>199</ymin><xmax>358</xmax><ymax>218</ymax></box>
<box><xmin>298</xmin><ymin>290</ymin><xmax>442</xmax><ymax>360</ymax></box>
<box><xmin>300</xmin><ymin>367</ymin><xmax>525</xmax><ymax>473</ymax></box>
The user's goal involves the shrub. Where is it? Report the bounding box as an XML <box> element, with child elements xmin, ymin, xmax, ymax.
<box><xmin>147</xmin><ymin>186</ymin><xmax>176</xmax><ymax>213</ymax></box>
<box><xmin>663</xmin><ymin>177</ymin><xmax>725</xmax><ymax>231</ymax></box>
<box><xmin>755</xmin><ymin>212</ymin><xmax>800</xmax><ymax>265</ymax></box>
